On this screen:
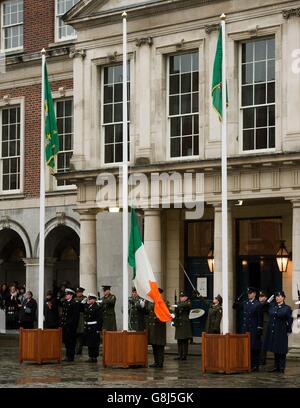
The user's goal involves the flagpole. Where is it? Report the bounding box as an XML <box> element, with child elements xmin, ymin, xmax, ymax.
<box><xmin>38</xmin><ymin>48</ymin><xmax>46</xmax><ymax>329</ymax></box>
<box><xmin>220</xmin><ymin>14</ymin><xmax>229</xmax><ymax>334</ymax></box>
<box><xmin>122</xmin><ymin>12</ymin><xmax>129</xmax><ymax>331</ymax></box>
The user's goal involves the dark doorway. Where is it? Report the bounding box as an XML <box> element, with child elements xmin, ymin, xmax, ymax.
<box><xmin>235</xmin><ymin>218</ymin><xmax>283</xmax><ymax>332</ymax></box>
<box><xmin>0</xmin><ymin>229</ymin><xmax>26</xmax><ymax>285</ymax></box>
<box><xmin>184</xmin><ymin>221</ymin><xmax>214</xmax><ymax>336</ymax></box>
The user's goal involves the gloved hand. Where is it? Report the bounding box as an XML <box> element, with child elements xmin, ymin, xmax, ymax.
<box><xmin>170</xmin><ymin>313</ymin><xmax>175</xmax><ymax>319</ymax></box>
<box><xmin>171</xmin><ymin>304</ymin><xmax>178</xmax><ymax>308</ymax></box>
<box><xmin>140</xmin><ymin>299</ymin><xmax>145</xmax><ymax>308</ymax></box>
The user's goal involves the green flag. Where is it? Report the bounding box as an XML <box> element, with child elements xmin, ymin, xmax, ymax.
<box><xmin>44</xmin><ymin>63</ymin><xmax>59</xmax><ymax>169</ymax></box>
<box><xmin>212</xmin><ymin>26</ymin><xmax>227</xmax><ymax>121</ymax></box>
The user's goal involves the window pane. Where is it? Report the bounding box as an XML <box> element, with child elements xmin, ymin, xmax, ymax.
<box><xmin>256</xmin><ymin>106</ymin><xmax>268</xmax><ymax>128</ymax></box>
<box><xmin>267</xmin><ymin>38</ymin><xmax>275</xmax><ymax>59</ymax></box>
<box><xmin>194</xmin><ymin>135</ymin><xmax>199</xmax><ymax>155</ymax></box>
<box><xmin>242</xmin><ymin>42</ymin><xmax>253</xmax><ymax>63</ymax></box>
<box><xmin>269</xmin><ymin>127</ymin><xmax>275</xmax><ymax>148</ymax></box>
<box><xmin>104</xmin><ymin>85</ymin><xmax>113</xmax><ymax>103</ymax></box>
<box><xmin>192</xmin><ymin>53</ymin><xmax>199</xmax><ymax>71</ymax></box>
<box><xmin>104</xmin><ymin>67</ymin><xmax>114</xmax><ymax>84</ymax></box>
<box><xmin>192</xmin><ymin>72</ymin><xmax>199</xmax><ymax>92</ymax></box>
<box><xmin>192</xmin><ymin>93</ymin><xmax>198</xmax><ymax>113</ymax></box>
<box><xmin>256</xmin><ymin>128</ymin><xmax>268</xmax><ymax>149</ymax></box>
<box><xmin>115</xmin><ymin>143</ymin><xmax>122</xmax><ymax>163</ymax></box>
<box><xmin>243</xmin><ymin>108</ymin><xmax>254</xmax><ymax>129</ymax></box>
<box><xmin>267</xmin><ymin>83</ymin><xmax>275</xmax><ymax>103</ymax></box>
<box><xmin>170</xmin><ymin>55</ymin><xmax>180</xmax><ymax>74</ymax></box>
<box><xmin>114</xmin><ymin>65</ymin><xmax>123</xmax><ymax>83</ymax></box>
<box><xmin>255</xmin><ymin>39</ymin><xmax>266</xmax><ymax>61</ymax></box>
<box><xmin>2</xmin><ymin>109</ymin><xmax>9</xmax><ymax>125</ymax></box>
<box><xmin>115</xmin><ymin>124</ymin><xmax>122</xmax><ymax>143</ymax></box>
<box><xmin>114</xmin><ymin>103</ymin><xmax>122</xmax><ymax>122</ymax></box>
<box><xmin>105</xmin><ymin>126</ymin><xmax>114</xmax><ymax>144</ymax></box>
<box><xmin>104</xmin><ymin>144</ymin><xmax>114</xmax><ymax>163</ymax></box>
<box><xmin>242</xmin><ymin>85</ymin><xmax>253</xmax><ymax>106</ymax></box>
<box><xmin>181</xmin><ymin>73</ymin><xmax>191</xmax><ymax>93</ymax></box>
<box><xmin>267</xmin><ymin>60</ymin><xmax>275</xmax><ymax>81</ymax></box>
<box><xmin>170</xmin><ymin>75</ymin><xmax>179</xmax><ymax>95</ymax></box>
<box><xmin>171</xmin><ymin>117</ymin><xmax>180</xmax><ymax>137</ymax></box>
<box><xmin>254</xmin><ymin>83</ymin><xmax>266</xmax><ymax>105</ymax></box>
<box><xmin>269</xmin><ymin>105</ymin><xmax>275</xmax><ymax>126</ymax></box>
<box><xmin>114</xmin><ymin>83</ymin><xmax>122</xmax><ymax>102</ymax></box>
<box><xmin>171</xmin><ymin>137</ymin><xmax>180</xmax><ymax>157</ymax></box>
<box><xmin>2</xmin><ymin>141</ymin><xmax>8</xmax><ymax>157</ymax></box>
<box><xmin>254</xmin><ymin>61</ymin><xmax>266</xmax><ymax>83</ymax></box>
<box><xmin>182</xmin><ymin>116</ymin><xmax>192</xmax><ymax>135</ymax></box>
<box><xmin>193</xmin><ymin>115</ymin><xmax>199</xmax><ymax>134</ymax></box>
<box><xmin>242</xmin><ymin>64</ymin><xmax>253</xmax><ymax>84</ymax></box>
<box><xmin>243</xmin><ymin>130</ymin><xmax>254</xmax><ymax>150</ymax></box>
<box><xmin>169</xmin><ymin>95</ymin><xmax>179</xmax><ymax>115</ymax></box>
<box><xmin>181</xmin><ymin>54</ymin><xmax>191</xmax><ymax>73</ymax></box>
<box><xmin>181</xmin><ymin>94</ymin><xmax>191</xmax><ymax>114</ymax></box>
<box><xmin>104</xmin><ymin>104</ymin><xmax>113</xmax><ymax>123</ymax></box>
<box><xmin>182</xmin><ymin>136</ymin><xmax>193</xmax><ymax>156</ymax></box>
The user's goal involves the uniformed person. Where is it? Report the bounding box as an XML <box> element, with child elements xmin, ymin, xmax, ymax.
<box><xmin>264</xmin><ymin>291</ymin><xmax>292</xmax><ymax>373</ymax></box>
<box><xmin>129</xmin><ymin>287</ymin><xmax>146</xmax><ymax>331</ymax></box>
<box><xmin>173</xmin><ymin>291</ymin><xmax>192</xmax><ymax>360</ymax></box>
<box><xmin>74</xmin><ymin>287</ymin><xmax>86</xmax><ymax>355</ymax></box>
<box><xmin>99</xmin><ymin>285</ymin><xmax>117</xmax><ymax>331</ymax></box>
<box><xmin>60</xmin><ymin>288</ymin><xmax>80</xmax><ymax>362</ymax></box>
<box><xmin>233</xmin><ymin>287</ymin><xmax>263</xmax><ymax>371</ymax></box>
<box><xmin>146</xmin><ymin>288</ymin><xmax>166</xmax><ymax>368</ymax></box>
<box><xmin>258</xmin><ymin>290</ymin><xmax>270</xmax><ymax>365</ymax></box>
<box><xmin>204</xmin><ymin>294</ymin><xmax>223</xmax><ymax>334</ymax></box>
<box><xmin>83</xmin><ymin>293</ymin><xmax>102</xmax><ymax>363</ymax></box>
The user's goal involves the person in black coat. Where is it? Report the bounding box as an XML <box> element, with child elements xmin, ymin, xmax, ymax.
<box><xmin>83</xmin><ymin>293</ymin><xmax>102</xmax><ymax>362</ymax></box>
<box><xmin>19</xmin><ymin>291</ymin><xmax>37</xmax><ymax>329</ymax></box>
<box><xmin>264</xmin><ymin>291</ymin><xmax>292</xmax><ymax>373</ymax></box>
<box><xmin>60</xmin><ymin>288</ymin><xmax>80</xmax><ymax>362</ymax></box>
<box><xmin>44</xmin><ymin>291</ymin><xmax>60</xmax><ymax>329</ymax></box>
<box><xmin>233</xmin><ymin>287</ymin><xmax>263</xmax><ymax>371</ymax></box>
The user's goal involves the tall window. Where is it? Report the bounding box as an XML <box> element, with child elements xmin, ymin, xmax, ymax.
<box><xmin>0</xmin><ymin>106</ymin><xmax>21</xmax><ymax>192</ymax></box>
<box><xmin>103</xmin><ymin>64</ymin><xmax>130</xmax><ymax>164</ymax></box>
<box><xmin>168</xmin><ymin>52</ymin><xmax>199</xmax><ymax>158</ymax></box>
<box><xmin>241</xmin><ymin>37</ymin><xmax>275</xmax><ymax>151</ymax></box>
<box><xmin>56</xmin><ymin>0</ymin><xmax>79</xmax><ymax>41</ymax></box>
<box><xmin>1</xmin><ymin>0</ymin><xmax>23</xmax><ymax>51</ymax></box>
<box><xmin>56</xmin><ymin>99</ymin><xmax>73</xmax><ymax>187</ymax></box>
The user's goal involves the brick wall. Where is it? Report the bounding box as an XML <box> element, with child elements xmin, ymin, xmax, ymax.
<box><xmin>24</xmin><ymin>0</ymin><xmax>55</xmax><ymax>54</ymax></box>
<box><xmin>0</xmin><ymin>78</ymin><xmax>73</xmax><ymax>197</ymax></box>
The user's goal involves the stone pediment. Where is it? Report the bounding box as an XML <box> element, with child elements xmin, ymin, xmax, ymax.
<box><xmin>64</xmin><ymin>0</ymin><xmax>222</xmax><ymax>24</ymax></box>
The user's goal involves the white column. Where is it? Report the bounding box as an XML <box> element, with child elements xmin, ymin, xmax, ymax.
<box><xmin>24</xmin><ymin>258</ymin><xmax>39</xmax><ymax>301</ymax></box>
<box><xmin>79</xmin><ymin>210</ymin><xmax>97</xmax><ymax>294</ymax></box>
<box><xmin>144</xmin><ymin>209</ymin><xmax>162</xmax><ymax>287</ymax></box>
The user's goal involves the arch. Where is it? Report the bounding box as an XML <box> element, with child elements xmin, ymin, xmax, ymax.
<box><xmin>0</xmin><ymin>219</ymin><xmax>32</xmax><ymax>258</ymax></box>
<box><xmin>34</xmin><ymin>215</ymin><xmax>80</xmax><ymax>258</ymax></box>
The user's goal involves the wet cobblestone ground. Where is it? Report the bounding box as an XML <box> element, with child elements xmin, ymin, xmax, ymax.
<box><xmin>1</xmin><ymin>335</ymin><xmax>300</xmax><ymax>388</ymax></box>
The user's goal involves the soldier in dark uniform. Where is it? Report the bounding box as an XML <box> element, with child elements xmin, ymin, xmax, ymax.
<box><xmin>204</xmin><ymin>294</ymin><xmax>223</xmax><ymax>334</ymax></box>
<box><xmin>74</xmin><ymin>287</ymin><xmax>86</xmax><ymax>355</ymax></box>
<box><xmin>173</xmin><ymin>291</ymin><xmax>192</xmax><ymax>360</ymax></box>
<box><xmin>129</xmin><ymin>287</ymin><xmax>145</xmax><ymax>331</ymax></box>
<box><xmin>233</xmin><ymin>287</ymin><xmax>263</xmax><ymax>371</ymax></box>
<box><xmin>264</xmin><ymin>291</ymin><xmax>292</xmax><ymax>373</ymax></box>
<box><xmin>60</xmin><ymin>288</ymin><xmax>80</xmax><ymax>362</ymax></box>
<box><xmin>258</xmin><ymin>290</ymin><xmax>270</xmax><ymax>365</ymax></box>
<box><xmin>146</xmin><ymin>288</ymin><xmax>166</xmax><ymax>368</ymax></box>
<box><xmin>99</xmin><ymin>285</ymin><xmax>117</xmax><ymax>331</ymax></box>
<box><xmin>83</xmin><ymin>293</ymin><xmax>102</xmax><ymax>363</ymax></box>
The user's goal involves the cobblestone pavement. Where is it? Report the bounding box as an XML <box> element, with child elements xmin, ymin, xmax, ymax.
<box><xmin>0</xmin><ymin>335</ymin><xmax>300</xmax><ymax>388</ymax></box>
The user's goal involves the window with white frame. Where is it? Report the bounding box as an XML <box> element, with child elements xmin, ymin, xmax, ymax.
<box><xmin>168</xmin><ymin>52</ymin><xmax>199</xmax><ymax>158</ymax></box>
<box><xmin>103</xmin><ymin>63</ymin><xmax>130</xmax><ymax>164</ymax></box>
<box><xmin>1</xmin><ymin>0</ymin><xmax>23</xmax><ymax>51</ymax></box>
<box><xmin>0</xmin><ymin>106</ymin><xmax>21</xmax><ymax>192</ymax></box>
<box><xmin>56</xmin><ymin>99</ymin><xmax>73</xmax><ymax>186</ymax></box>
<box><xmin>241</xmin><ymin>37</ymin><xmax>275</xmax><ymax>151</ymax></box>
<box><xmin>56</xmin><ymin>0</ymin><xmax>79</xmax><ymax>41</ymax></box>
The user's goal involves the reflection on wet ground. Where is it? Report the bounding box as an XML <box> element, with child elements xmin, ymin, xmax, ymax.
<box><xmin>1</xmin><ymin>335</ymin><xmax>300</xmax><ymax>388</ymax></box>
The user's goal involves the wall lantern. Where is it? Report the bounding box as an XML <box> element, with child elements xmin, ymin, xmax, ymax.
<box><xmin>207</xmin><ymin>247</ymin><xmax>214</xmax><ymax>273</ymax></box>
<box><xmin>276</xmin><ymin>240</ymin><xmax>289</xmax><ymax>273</ymax></box>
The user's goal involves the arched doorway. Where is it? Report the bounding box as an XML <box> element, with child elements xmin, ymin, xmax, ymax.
<box><xmin>0</xmin><ymin>229</ymin><xmax>26</xmax><ymax>286</ymax></box>
<box><xmin>45</xmin><ymin>225</ymin><xmax>79</xmax><ymax>291</ymax></box>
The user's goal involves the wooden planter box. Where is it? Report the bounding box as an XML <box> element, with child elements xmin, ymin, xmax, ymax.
<box><xmin>202</xmin><ymin>332</ymin><xmax>251</xmax><ymax>374</ymax></box>
<box><xmin>102</xmin><ymin>330</ymin><xmax>148</xmax><ymax>368</ymax></box>
<box><xmin>19</xmin><ymin>328</ymin><xmax>62</xmax><ymax>364</ymax></box>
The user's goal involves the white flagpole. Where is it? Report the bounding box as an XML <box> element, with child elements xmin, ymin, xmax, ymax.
<box><xmin>220</xmin><ymin>14</ymin><xmax>229</xmax><ymax>334</ymax></box>
<box><xmin>38</xmin><ymin>48</ymin><xmax>46</xmax><ymax>329</ymax></box>
<box><xmin>122</xmin><ymin>12</ymin><xmax>129</xmax><ymax>331</ymax></box>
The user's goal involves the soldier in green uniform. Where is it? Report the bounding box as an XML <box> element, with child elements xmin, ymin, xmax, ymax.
<box><xmin>128</xmin><ymin>287</ymin><xmax>146</xmax><ymax>331</ymax></box>
<box><xmin>172</xmin><ymin>291</ymin><xmax>192</xmax><ymax>360</ymax></box>
<box><xmin>99</xmin><ymin>285</ymin><xmax>117</xmax><ymax>331</ymax></box>
<box><xmin>74</xmin><ymin>287</ymin><xmax>86</xmax><ymax>355</ymax></box>
<box><xmin>146</xmin><ymin>288</ymin><xmax>166</xmax><ymax>368</ymax></box>
<box><xmin>204</xmin><ymin>294</ymin><xmax>223</xmax><ymax>333</ymax></box>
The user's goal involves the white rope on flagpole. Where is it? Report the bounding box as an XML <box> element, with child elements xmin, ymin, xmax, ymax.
<box><xmin>38</xmin><ymin>49</ymin><xmax>46</xmax><ymax>329</ymax></box>
<box><xmin>122</xmin><ymin>12</ymin><xmax>129</xmax><ymax>331</ymax></box>
<box><xmin>220</xmin><ymin>14</ymin><xmax>229</xmax><ymax>334</ymax></box>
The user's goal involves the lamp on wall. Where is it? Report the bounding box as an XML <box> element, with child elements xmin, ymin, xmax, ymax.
<box><xmin>207</xmin><ymin>246</ymin><xmax>214</xmax><ymax>273</ymax></box>
<box><xmin>276</xmin><ymin>240</ymin><xmax>289</xmax><ymax>273</ymax></box>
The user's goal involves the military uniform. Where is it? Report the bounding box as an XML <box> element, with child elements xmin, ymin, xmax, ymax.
<box><xmin>264</xmin><ymin>292</ymin><xmax>292</xmax><ymax>373</ymax></box>
<box><xmin>174</xmin><ymin>297</ymin><xmax>192</xmax><ymax>360</ymax></box>
<box><xmin>99</xmin><ymin>291</ymin><xmax>117</xmax><ymax>331</ymax></box>
<box><xmin>146</xmin><ymin>300</ymin><xmax>166</xmax><ymax>368</ymax></box>
<box><xmin>60</xmin><ymin>290</ymin><xmax>80</xmax><ymax>362</ymax></box>
<box><xmin>233</xmin><ymin>288</ymin><xmax>263</xmax><ymax>370</ymax></box>
<box><xmin>205</xmin><ymin>304</ymin><xmax>223</xmax><ymax>334</ymax></box>
<box><xmin>83</xmin><ymin>296</ymin><xmax>102</xmax><ymax>362</ymax></box>
<box><xmin>129</xmin><ymin>295</ymin><xmax>145</xmax><ymax>331</ymax></box>
<box><xmin>74</xmin><ymin>288</ymin><xmax>86</xmax><ymax>355</ymax></box>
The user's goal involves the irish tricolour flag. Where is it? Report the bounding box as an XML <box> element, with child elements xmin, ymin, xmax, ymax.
<box><xmin>128</xmin><ymin>209</ymin><xmax>172</xmax><ymax>322</ymax></box>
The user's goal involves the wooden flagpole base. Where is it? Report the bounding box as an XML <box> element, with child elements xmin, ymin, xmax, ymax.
<box><xmin>102</xmin><ymin>330</ymin><xmax>148</xmax><ymax>368</ymax></box>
